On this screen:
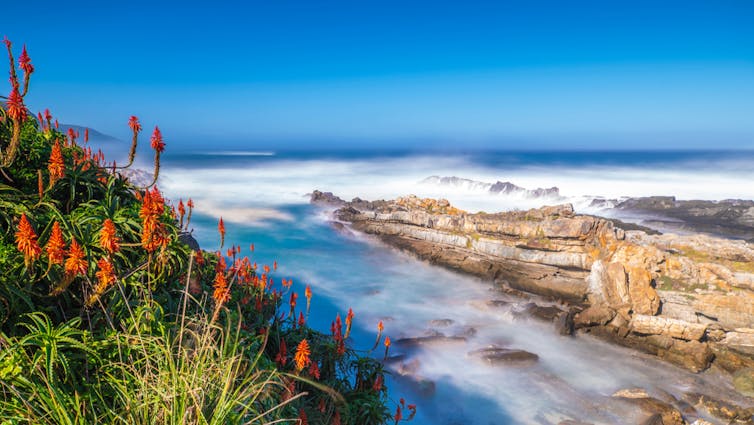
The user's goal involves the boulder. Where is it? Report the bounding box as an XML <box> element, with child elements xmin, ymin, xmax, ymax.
<box><xmin>468</xmin><ymin>346</ymin><xmax>539</xmax><ymax>366</ymax></box>
<box><xmin>630</xmin><ymin>315</ymin><xmax>708</xmax><ymax>341</ymax></box>
<box><xmin>574</xmin><ymin>305</ymin><xmax>616</xmax><ymax>327</ymax></box>
<box><xmin>722</xmin><ymin>329</ymin><xmax>754</xmax><ymax>356</ymax></box>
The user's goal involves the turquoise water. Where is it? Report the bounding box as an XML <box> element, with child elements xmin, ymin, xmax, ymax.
<box><xmin>160</xmin><ymin>151</ymin><xmax>747</xmax><ymax>424</ymax></box>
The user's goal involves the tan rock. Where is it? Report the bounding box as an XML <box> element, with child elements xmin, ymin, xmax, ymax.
<box><xmin>627</xmin><ymin>267</ymin><xmax>661</xmax><ymax>315</ymax></box>
<box><xmin>722</xmin><ymin>330</ymin><xmax>754</xmax><ymax>356</ymax></box>
<box><xmin>630</xmin><ymin>315</ymin><xmax>708</xmax><ymax>341</ymax></box>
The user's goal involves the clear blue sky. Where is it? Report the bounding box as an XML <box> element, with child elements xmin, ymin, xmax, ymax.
<box><xmin>2</xmin><ymin>0</ymin><xmax>754</xmax><ymax>150</ymax></box>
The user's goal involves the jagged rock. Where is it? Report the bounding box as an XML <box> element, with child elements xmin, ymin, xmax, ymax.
<box><xmin>722</xmin><ymin>329</ymin><xmax>754</xmax><ymax>356</ymax></box>
<box><xmin>574</xmin><ymin>305</ymin><xmax>616</xmax><ymax>327</ymax></box>
<box><xmin>612</xmin><ymin>388</ymin><xmax>651</xmax><ymax>399</ymax></box>
<box><xmin>557</xmin><ymin>308</ymin><xmax>576</xmax><ymax>336</ymax></box>
<box><xmin>612</xmin><ymin>393</ymin><xmax>685</xmax><ymax>425</ymax></box>
<box><xmin>310</xmin><ymin>190</ymin><xmax>346</xmax><ymax>206</ymax></box>
<box><xmin>323</xmin><ymin>193</ymin><xmax>754</xmax><ymax>373</ymax></box>
<box><xmin>683</xmin><ymin>392</ymin><xmax>754</xmax><ymax>422</ymax></box>
<box><xmin>630</xmin><ymin>315</ymin><xmax>708</xmax><ymax>341</ymax></box>
<box><xmin>522</xmin><ymin>303</ymin><xmax>564</xmax><ymax>322</ymax></box>
<box><xmin>468</xmin><ymin>346</ymin><xmax>539</xmax><ymax>366</ymax></box>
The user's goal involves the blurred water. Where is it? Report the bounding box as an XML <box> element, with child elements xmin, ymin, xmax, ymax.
<box><xmin>159</xmin><ymin>151</ymin><xmax>749</xmax><ymax>424</ymax></box>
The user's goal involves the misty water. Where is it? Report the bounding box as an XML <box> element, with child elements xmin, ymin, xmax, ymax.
<box><xmin>159</xmin><ymin>151</ymin><xmax>753</xmax><ymax>424</ymax></box>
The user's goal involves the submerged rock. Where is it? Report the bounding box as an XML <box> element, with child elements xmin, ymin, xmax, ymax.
<box><xmin>394</xmin><ymin>335</ymin><xmax>467</xmax><ymax>348</ymax></box>
<box><xmin>468</xmin><ymin>346</ymin><xmax>539</xmax><ymax>366</ymax></box>
<box><xmin>428</xmin><ymin>318</ymin><xmax>454</xmax><ymax>327</ymax></box>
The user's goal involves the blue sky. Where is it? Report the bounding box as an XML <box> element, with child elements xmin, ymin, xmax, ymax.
<box><xmin>2</xmin><ymin>0</ymin><xmax>754</xmax><ymax>150</ymax></box>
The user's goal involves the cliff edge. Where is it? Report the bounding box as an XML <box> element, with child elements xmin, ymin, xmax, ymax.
<box><xmin>312</xmin><ymin>191</ymin><xmax>754</xmax><ymax>376</ymax></box>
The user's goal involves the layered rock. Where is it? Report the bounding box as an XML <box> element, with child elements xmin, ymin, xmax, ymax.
<box><xmin>313</xmin><ymin>191</ymin><xmax>754</xmax><ymax>377</ymax></box>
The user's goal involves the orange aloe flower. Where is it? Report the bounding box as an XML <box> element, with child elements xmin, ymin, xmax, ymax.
<box><xmin>18</xmin><ymin>45</ymin><xmax>34</xmax><ymax>75</ymax></box>
<box><xmin>48</xmin><ymin>140</ymin><xmax>65</xmax><ymax>184</ymax></box>
<box><xmin>177</xmin><ymin>199</ymin><xmax>185</xmax><ymax>228</ymax></box>
<box><xmin>150</xmin><ymin>126</ymin><xmax>165</xmax><ymax>153</ymax></box>
<box><xmin>305</xmin><ymin>284</ymin><xmax>312</xmax><ymax>314</ymax></box>
<box><xmin>273</xmin><ymin>260</ymin><xmax>277</xmax><ymax>271</ymax></box>
<box><xmin>298</xmin><ymin>311</ymin><xmax>305</xmax><ymax>327</ymax></box>
<box><xmin>384</xmin><ymin>336</ymin><xmax>391</xmax><ymax>360</ymax></box>
<box><xmin>46</xmin><ymin>221</ymin><xmax>66</xmax><ymax>265</ymax></box>
<box><xmin>345</xmin><ymin>308</ymin><xmax>354</xmax><ymax>339</ymax></box>
<box><xmin>218</xmin><ymin>217</ymin><xmax>225</xmax><ymax>248</ymax></box>
<box><xmin>99</xmin><ymin>219</ymin><xmax>120</xmax><ymax>254</ymax></box>
<box><xmin>373</xmin><ymin>320</ymin><xmax>385</xmax><ymax>350</ymax></box>
<box><xmin>394</xmin><ymin>406</ymin><xmax>402</xmax><ymax>423</ymax></box>
<box><xmin>15</xmin><ymin>213</ymin><xmax>41</xmax><ymax>264</ymax></box>
<box><xmin>84</xmin><ymin>128</ymin><xmax>89</xmax><ymax>143</ymax></box>
<box><xmin>6</xmin><ymin>85</ymin><xmax>26</xmax><ymax>122</ymax></box>
<box><xmin>294</xmin><ymin>339</ymin><xmax>311</xmax><ymax>372</ymax></box>
<box><xmin>94</xmin><ymin>257</ymin><xmax>116</xmax><ymax>290</ymax></box>
<box><xmin>65</xmin><ymin>239</ymin><xmax>88</xmax><ymax>276</ymax></box>
<box><xmin>213</xmin><ymin>269</ymin><xmax>230</xmax><ymax>305</ymax></box>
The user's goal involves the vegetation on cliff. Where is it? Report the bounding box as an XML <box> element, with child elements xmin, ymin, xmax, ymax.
<box><xmin>0</xmin><ymin>38</ymin><xmax>406</xmax><ymax>424</ymax></box>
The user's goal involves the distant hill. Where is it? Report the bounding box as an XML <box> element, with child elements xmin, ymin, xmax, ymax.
<box><xmin>58</xmin><ymin>124</ymin><xmax>130</xmax><ymax>163</ymax></box>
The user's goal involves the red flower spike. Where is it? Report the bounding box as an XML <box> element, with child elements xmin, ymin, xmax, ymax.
<box><xmin>15</xmin><ymin>213</ymin><xmax>41</xmax><ymax>264</ymax></box>
<box><xmin>46</xmin><ymin>221</ymin><xmax>66</xmax><ymax>265</ymax></box>
<box><xmin>18</xmin><ymin>45</ymin><xmax>33</xmax><ymax>75</ymax></box>
<box><xmin>65</xmin><ymin>239</ymin><xmax>88</xmax><ymax>276</ymax></box>
<box><xmin>99</xmin><ymin>219</ymin><xmax>120</xmax><ymax>254</ymax></box>
<box><xmin>6</xmin><ymin>86</ymin><xmax>26</xmax><ymax>121</ymax></box>
<box><xmin>128</xmin><ymin>115</ymin><xmax>142</xmax><ymax>133</ymax></box>
<box><xmin>150</xmin><ymin>126</ymin><xmax>165</xmax><ymax>152</ymax></box>
<box><xmin>218</xmin><ymin>217</ymin><xmax>225</xmax><ymax>248</ymax></box>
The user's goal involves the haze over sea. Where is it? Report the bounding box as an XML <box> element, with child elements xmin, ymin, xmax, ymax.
<box><xmin>153</xmin><ymin>148</ymin><xmax>752</xmax><ymax>424</ymax></box>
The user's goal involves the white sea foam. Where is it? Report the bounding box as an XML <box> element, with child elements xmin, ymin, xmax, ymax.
<box><xmin>161</xmin><ymin>153</ymin><xmax>754</xmax><ymax>223</ymax></box>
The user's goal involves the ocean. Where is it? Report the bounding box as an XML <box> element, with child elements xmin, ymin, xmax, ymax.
<box><xmin>157</xmin><ymin>150</ymin><xmax>753</xmax><ymax>424</ymax></box>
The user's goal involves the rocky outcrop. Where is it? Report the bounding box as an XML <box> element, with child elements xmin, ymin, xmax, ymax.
<box><xmin>615</xmin><ymin>196</ymin><xmax>754</xmax><ymax>241</ymax></box>
<box><xmin>316</xmin><ymin>192</ymin><xmax>754</xmax><ymax>378</ymax></box>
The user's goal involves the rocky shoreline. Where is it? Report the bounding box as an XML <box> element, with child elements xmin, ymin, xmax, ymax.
<box><xmin>312</xmin><ymin>190</ymin><xmax>754</xmax><ymax>422</ymax></box>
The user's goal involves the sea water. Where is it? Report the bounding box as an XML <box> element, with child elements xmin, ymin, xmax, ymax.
<box><xmin>158</xmin><ymin>150</ymin><xmax>753</xmax><ymax>424</ymax></box>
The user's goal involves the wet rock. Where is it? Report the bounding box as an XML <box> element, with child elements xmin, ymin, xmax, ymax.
<box><xmin>394</xmin><ymin>335</ymin><xmax>467</xmax><ymax>348</ymax></box>
<box><xmin>574</xmin><ymin>305</ymin><xmax>616</xmax><ymax>327</ymax></box>
<box><xmin>612</xmin><ymin>388</ymin><xmax>651</xmax><ymax>399</ymax></box>
<box><xmin>683</xmin><ymin>392</ymin><xmax>754</xmax><ymax>422</ymax></box>
<box><xmin>486</xmin><ymin>299</ymin><xmax>511</xmax><ymax>308</ymax></box>
<box><xmin>640</xmin><ymin>414</ymin><xmax>664</xmax><ymax>425</ymax></box>
<box><xmin>557</xmin><ymin>308</ymin><xmax>576</xmax><ymax>336</ymax></box>
<box><xmin>613</xmin><ymin>393</ymin><xmax>685</xmax><ymax>425</ymax></box>
<box><xmin>468</xmin><ymin>346</ymin><xmax>539</xmax><ymax>366</ymax></box>
<box><xmin>523</xmin><ymin>303</ymin><xmax>564</xmax><ymax>321</ymax></box>
<box><xmin>428</xmin><ymin>318</ymin><xmax>454</xmax><ymax>327</ymax></box>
